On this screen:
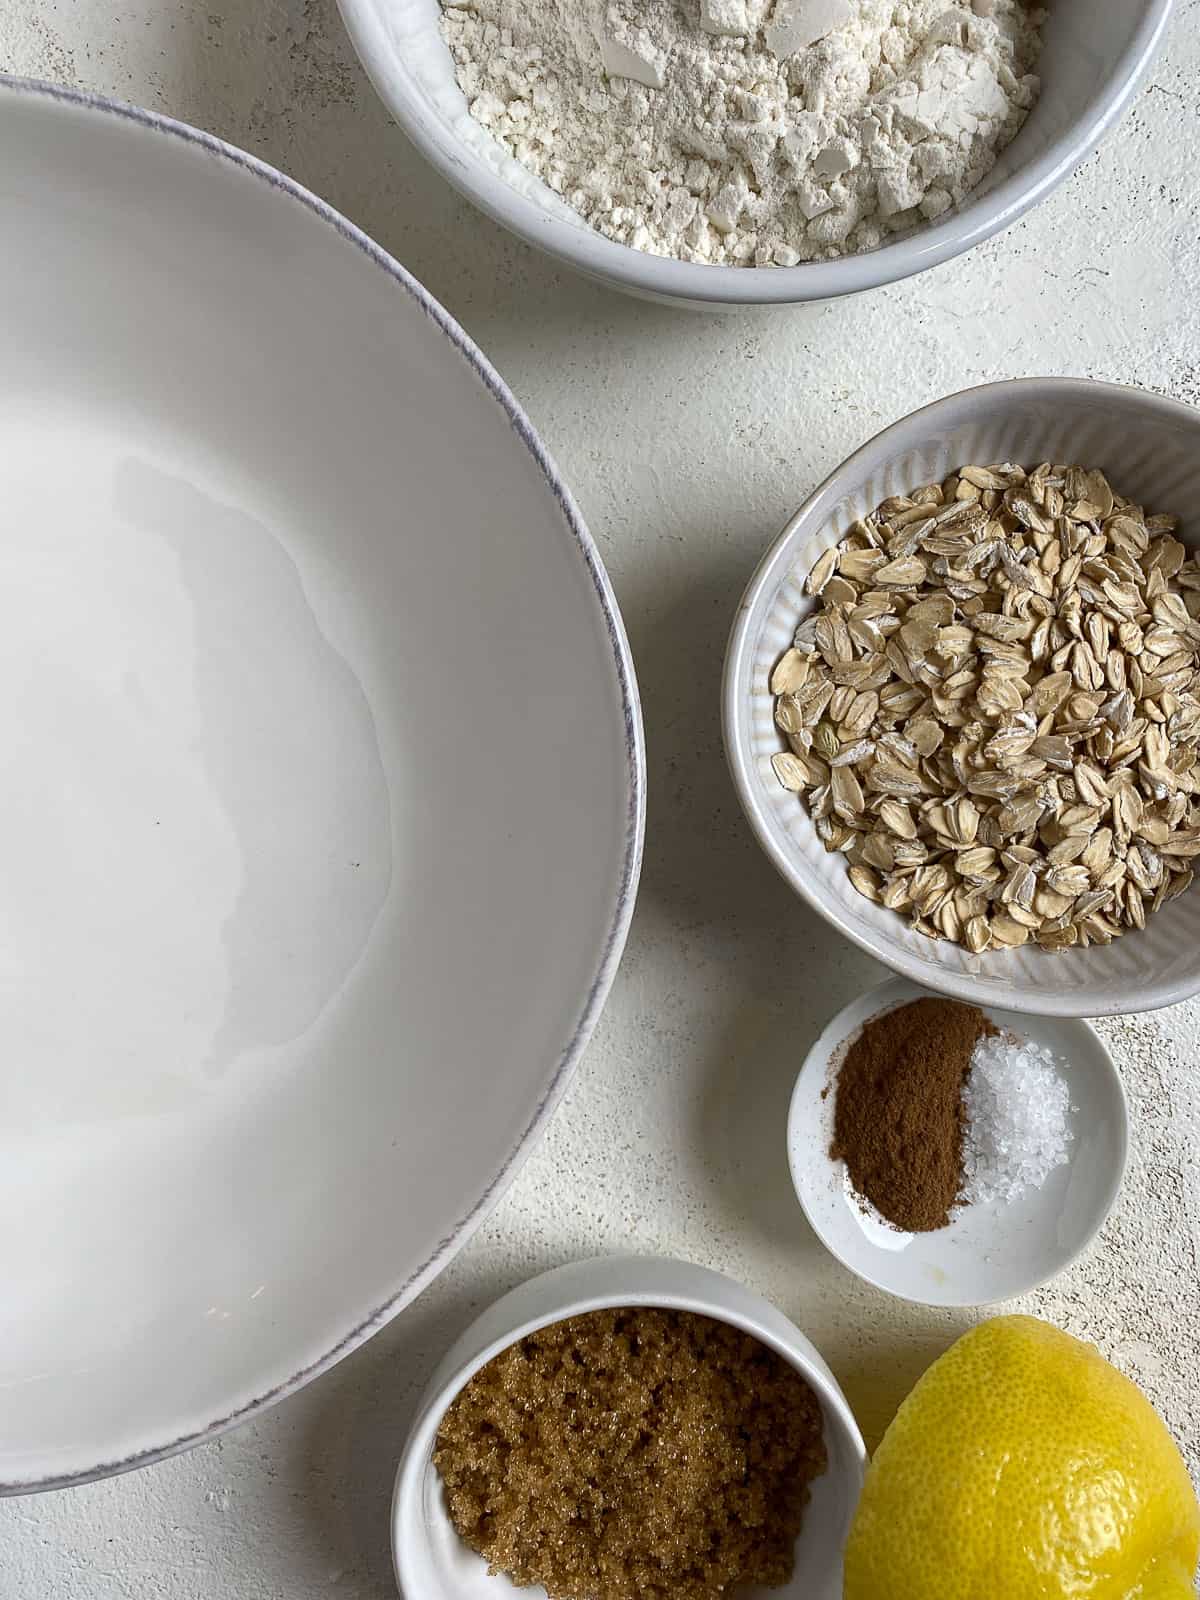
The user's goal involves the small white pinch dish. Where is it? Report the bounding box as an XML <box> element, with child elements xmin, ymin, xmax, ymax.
<box><xmin>392</xmin><ymin>1255</ymin><xmax>867</xmax><ymax>1600</ymax></box>
<box><xmin>0</xmin><ymin>77</ymin><xmax>643</xmax><ymax>1493</ymax></box>
<box><xmin>788</xmin><ymin>978</ymin><xmax>1129</xmax><ymax>1308</ymax></box>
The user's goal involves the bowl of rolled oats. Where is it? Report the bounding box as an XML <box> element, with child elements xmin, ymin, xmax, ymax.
<box><xmin>724</xmin><ymin>379</ymin><xmax>1200</xmax><ymax>1016</ymax></box>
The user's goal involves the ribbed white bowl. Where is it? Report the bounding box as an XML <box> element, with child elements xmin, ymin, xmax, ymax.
<box><xmin>724</xmin><ymin>379</ymin><xmax>1200</xmax><ymax>1017</ymax></box>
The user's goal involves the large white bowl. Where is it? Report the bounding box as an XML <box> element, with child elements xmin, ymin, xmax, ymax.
<box><xmin>0</xmin><ymin>77</ymin><xmax>643</xmax><ymax>1492</ymax></box>
<box><xmin>337</xmin><ymin>0</ymin><xmax>1172</xmax><ymax>308</ymax></box>
<box><xmin>392</xmin><ymin>1256</ymin><xmax>867</xmax><ymax>1600</ymax></box>
<box><xmin>724</xmin><ymin>378</ymin><xmax>1200</xmax><ymax>1016</ymax></box>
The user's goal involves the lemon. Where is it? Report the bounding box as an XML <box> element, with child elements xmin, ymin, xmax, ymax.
<box><xmin>844</xmin><ymin>1315</ymin><xmax>1199</xmax><ymax>1600</ymax></box>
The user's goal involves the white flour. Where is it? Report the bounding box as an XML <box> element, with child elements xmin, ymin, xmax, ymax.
<box><xmin>440</xmin><ymin>0</ymin><xmax>1044</xmax><ymax>265</ymax></box>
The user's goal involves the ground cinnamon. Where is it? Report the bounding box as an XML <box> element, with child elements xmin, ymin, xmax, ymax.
<box><xmin>830</xmin><ymin>997</ymin><xmax>996</xmax><ymax>1232</ymax></box>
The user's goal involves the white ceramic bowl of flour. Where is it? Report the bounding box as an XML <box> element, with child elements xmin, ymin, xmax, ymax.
<box><xmin>337</xmin><ymin>0</ymin><xmax>1172</xmax><ymax>307</ymax></box>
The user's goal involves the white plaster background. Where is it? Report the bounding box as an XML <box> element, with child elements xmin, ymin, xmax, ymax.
<box><xmin>1</xmin><ymin>2</ymin><xmax>1199</xmax><ymax>1594</ymax></box>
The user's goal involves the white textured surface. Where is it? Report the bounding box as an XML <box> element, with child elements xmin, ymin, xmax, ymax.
<box><xmin>1</xmin><ymin>1</ymin><xmax>1199</xmax><ymax>1594</ymax></box>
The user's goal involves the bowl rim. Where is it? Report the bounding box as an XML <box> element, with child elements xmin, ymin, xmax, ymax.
<box><xmin>784</xmin><ymin>976</ymin><xmax>1132</xmax><ymax>1307</ymax></box>
<box><xmin>0</xmin><ymin>72</ymin><xmax>646</xmax><ymax>1495</ymax></box>
<box><xmin>391</xmin><ymin>1254</ymin><xmax>868</xmax><ymax>1596</ymax></box>
<box><xmin>722</xmin><ymin>376</ymin><xmax>1200</xmax><ymax>1016</ymax></box>
<box><xmin>336</xmin><ymin>0</ymin><xmax>1175</xmax><ymax>305</ymax></box>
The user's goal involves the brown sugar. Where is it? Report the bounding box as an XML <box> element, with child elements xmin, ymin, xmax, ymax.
<box><xmin>830</xmin><ymin>996</ymin><xmax>996</xmax><ymax>1232</ymax></box>
<box><xmin>433</xmin><ymin>1307</ymin><xmax>828</xmax><ymax>1600</ymax></box>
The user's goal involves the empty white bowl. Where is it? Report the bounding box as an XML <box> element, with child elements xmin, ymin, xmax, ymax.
<box><xmin>0</xmin><ymin>79</ymin><xmax>642</xmax><ymax>1492</ymax></box>
<box><xmin>788</xmin><ymin>979</ymin><xmax>1129</xmax><ymax>1307</ymax></box>
<box><xmin>337</xmin><ymin>0</ymin><xmax>1173</xmax><ymax>307</ymax></box>
<box><xmin>392</xmin><ymin>1256</ymin><xmax>867</xmax><ymax>1600</ymax></box>
<box><xmin>724</xmin><ymin>378</ymin><xmax>1200</xmax><ymax>1016</ymax></box>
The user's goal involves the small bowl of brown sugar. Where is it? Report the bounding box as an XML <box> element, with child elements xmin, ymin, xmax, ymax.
<box><xmin>788</xmin><ymin>977</ymin><xmax>1129</xmax><ymax>1308</ymax></box>
<box><xmin>392</xmin><ymin>1255</ymin><xmax>867</xmax><ymax>1600</ymax></box>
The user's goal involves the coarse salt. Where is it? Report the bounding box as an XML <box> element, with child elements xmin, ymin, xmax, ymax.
<box><xmin>961</xmin><ymin>1033</ymin><xmax>1073</xmax><ymax>1206</ymax></box>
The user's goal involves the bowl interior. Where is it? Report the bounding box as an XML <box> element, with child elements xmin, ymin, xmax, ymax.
<box><xmin>0</xmin><ymin>85</ymin><xmax>640</xmax><ymax>1489</ymax></box>
<box><xmin>338</xmin><ymin>0</ymin><xmax>1167</xmax><ymax>299</ymax></box>
<box><xmin>727</xmin><ymin>379</ymin><xmax>1200</xmax><ymax>1015</ymax></box>
<box><xmin>788</xmin><ymin>979</ymin><xmax>1130</xmax><ymax>1307</ymax></box>
<box><xmin>394</xmin><ymin>1263</ymin><xmax>865</xmax><ymax>1600</ymax></box>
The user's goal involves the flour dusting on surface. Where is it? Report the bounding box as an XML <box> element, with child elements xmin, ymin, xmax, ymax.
<box><xmin>440</xmin><ymin>0</ymin><xmax>1044</xmax><ymax>265</ymax></box>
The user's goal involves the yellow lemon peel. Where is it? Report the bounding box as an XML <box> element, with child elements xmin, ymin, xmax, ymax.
<box><xmin>844</xmin><ymin>1315</ymin><xmax>1200</xmax><ymax>1600</ymax></box>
